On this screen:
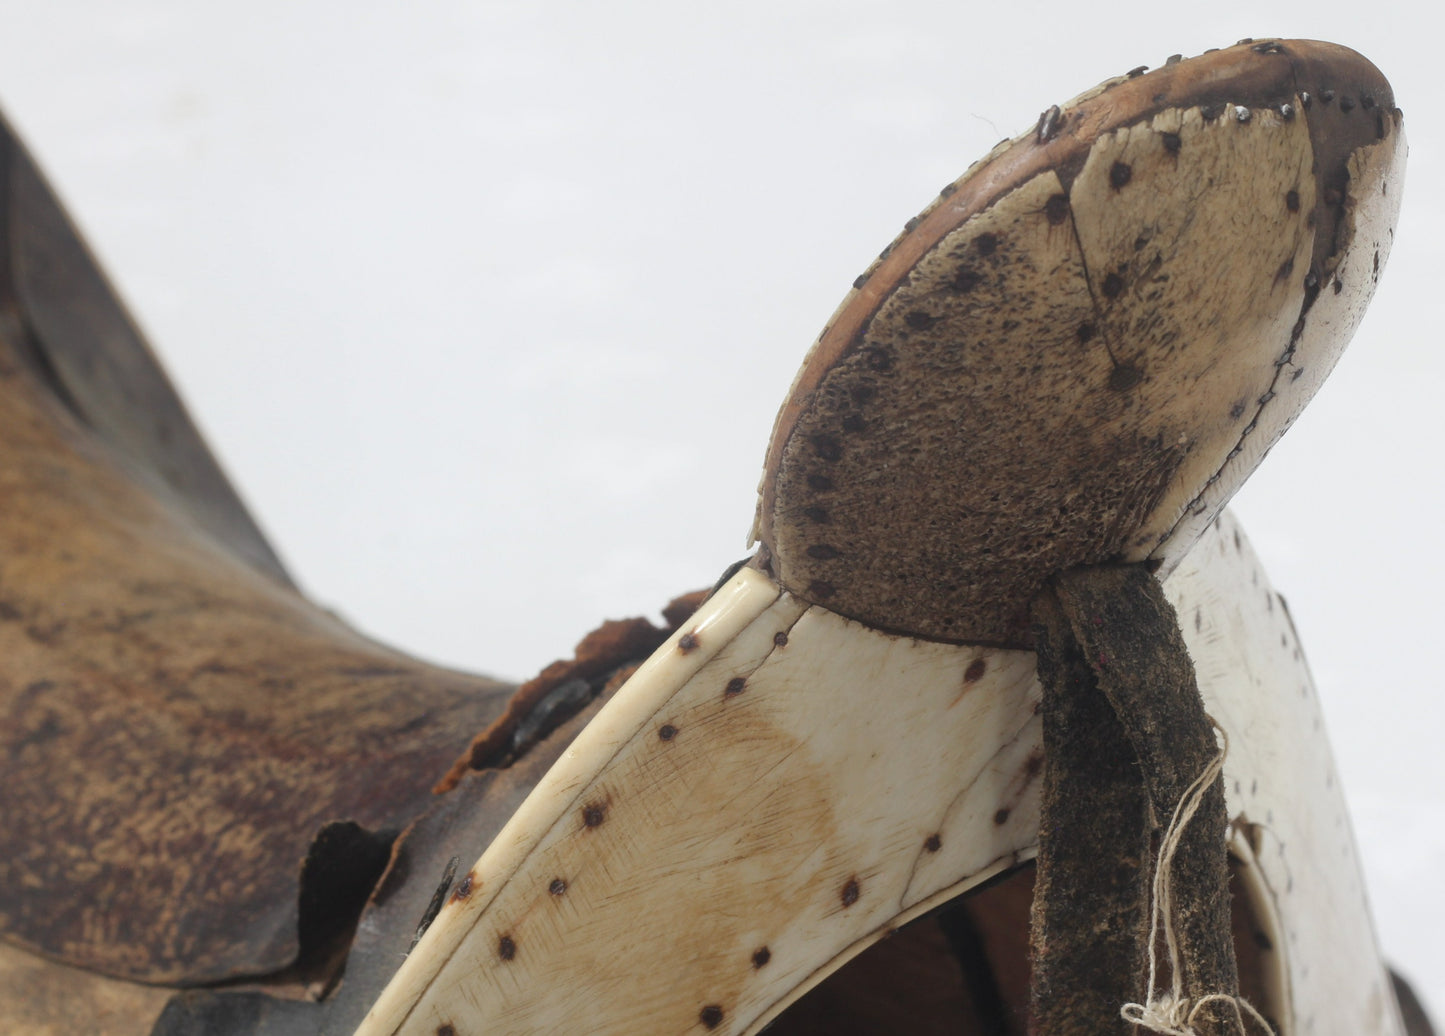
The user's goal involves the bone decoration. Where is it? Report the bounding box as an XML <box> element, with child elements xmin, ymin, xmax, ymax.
<box><xmin>755</xmin><ymin>40</ymin><xmax>1405</xmax><ymax>646</ymax></box>
<box><xmin>354</xmin><ymin>511</ymin><xmax>1399</xmax><ymax>1036</ymax></box>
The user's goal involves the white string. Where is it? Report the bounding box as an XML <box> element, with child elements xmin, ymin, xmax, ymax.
<box><xmin>1119</xmin><ymin>723</ymin><xmax>1276</xmax><ymax>1036</ymax></box>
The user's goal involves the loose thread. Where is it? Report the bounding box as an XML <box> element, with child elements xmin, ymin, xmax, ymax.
<box><xmin>1120</xmin><ymin>722</ymin><xmax>1276</xmax><ymax>1036</ymax></box>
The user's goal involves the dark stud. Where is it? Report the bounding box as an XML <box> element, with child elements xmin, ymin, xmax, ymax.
<box><xmin>678</xmin><ymin>632</ymin><xmax>699</xmax><ymax>653</ymax></box>
<box><xmin>498</xmin><ymin>935</ymin><xmax>516</xmax><ymax>961</ymax></box>
<box><xmin>852</xmin><ymin>274</ymin><xmax>868</xmax><ymax>289</ymax></box>
<box><xmin>1108</xmin><ymin>161</ymin><xmax>1132</xmax><ymax>189</ymax></box>
<box><xmin>658</xmin><ymin>724</ymin><xmax>677</xmax><ymax>741</ymax></box>
<box><xmin>724</xmin><ymin>677</ymin><xmax>747</xmax><ymax>697</ymax></box>
<box><xmin>1285</xmin><ymin>189</ymin><xmax>1300</xmax><ymax>213</ymax></box>
<box><xmin>549</xmin><ymin>878</ymin><xmax>568</xmax><ymax>895</ymax></box>
<box><xmin>1044</xmin><ymin>192</ymin><xmax>1070</xmax><ymax>225</ymax></box>
<box><xmin>700</xmin><ymin>1005</ymin><xmax>725</xmax><ymax>1029</ymax></box>
<box><xmin>802</xmin><ymin>505</ymin><xmax>829</xmax><ymax>523</ymax></box>
<box><xmin>810</xmin><ymin>435</ymin><xmax>842</xmax><ymax>462</ymax></box>
<box><xmin>952</xmin><ymin>267</ymin><xmax>984</xmax><ymax>292</ymax></box>
<box><xmin>752</xmin><ymin>946</ymin><xmax>772</xmax><ymax>969</ymax></box>
<box><xmin>841</xmin><ymin>877</ymin><xmax>861</xmax><ymax>907</ymax></box>
<box><xmin>1108</xmin><ymin>365</ymin><xmax>1144</xmax><ymax>392</ymax></box>
<box><xmin>924</xmin><ymin>833</ymin><xmax>942</xmax><ymax>852</ymax></box>
<box><xmin>807</xmin><ymin>580</ymin><xmax>836</xmax><ymax>599</ymax></box>
<box><xmin>583</xmin><ymin>803</ymin><xmax>607</xmax><ymax>828</ymax></box>
<box><xmin>976</xmin><ymin>232</ymin><xmax>998</xmax><ymax>255</ymax></box>
<box><xmin>904</xmin><ymin>310</ymin><xmax>938</xmax><ymax>330</ymax></box>
<box><xmin>806</xmin><ymin>474</ymin><xmax>834</xmax><ymax>492</ymax></box>
<box><xmin>994</xmin><ymin>808</ymin><xmax>1011</xmax><ymax>825</ymax></box>
<box><xmin>863</xmin><ymin>346</ymin><xmax>894</xmax><ymax>372</ymax></box>
<box><xmin>964</xmin><ymin>658</ymin><xmax>987</xmax><ymax>682</ymax></box>
<box><xmin>773</xmin><ymin>631</ymin><xmax>789</xmax><ymax>647</ymax></box>
<box><xmin>1161</xmin><ymin>132</ymin><xmax>1181</xmax><ymax>154</ymax></box>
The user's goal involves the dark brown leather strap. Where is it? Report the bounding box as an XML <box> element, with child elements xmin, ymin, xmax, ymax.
<box><xmin>1031</xmin><ymin>565</ymin><xmax>1242</xmax><ymax>1035</ymax></box>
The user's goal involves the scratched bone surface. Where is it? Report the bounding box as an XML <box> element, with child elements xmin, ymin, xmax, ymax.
<box><xmin>358</xmin><ymin>514</ymin><xmax>1396</xmax><ymax>1035</ymax></box>
<box><xmin>0</xmin><ymin>1</ymin><xmax>1437</xmax><ymax>1019</ymax></box>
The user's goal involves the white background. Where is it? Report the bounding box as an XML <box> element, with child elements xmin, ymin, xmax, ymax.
<box><xmin>0</xmin><ymin>0</ymin><xmax>1438</xmax><ymax>1014</ymax></box>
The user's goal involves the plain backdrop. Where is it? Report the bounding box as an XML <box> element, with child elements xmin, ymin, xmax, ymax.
<box><xmin>0</xmin><ymin>0</ymin><xmax>1438</xmax><ymax>1015</ymax></box>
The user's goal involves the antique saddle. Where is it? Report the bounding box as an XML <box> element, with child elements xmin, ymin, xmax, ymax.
<box><xmin>0</xmin><ymin>38</ymin><xmax>1433</xmax><ymax>1036</ymax></box>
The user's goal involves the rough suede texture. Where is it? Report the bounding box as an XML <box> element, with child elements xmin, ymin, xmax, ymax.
<box><xmin>1031</xmin><ymin>565</ymin><xmax>1242</xmax><ymax>1035</ymax></box>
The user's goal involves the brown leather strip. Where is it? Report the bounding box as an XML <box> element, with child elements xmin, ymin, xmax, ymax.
<box><xmin>433</xmin><ymin>589</ymin><xmax>707</xmax><ymax>793</ymax></box>
<box><xmin>1030</xmin><ymin>588</ymin><xmax>1151</xmax><ymax>1034</ymax></box>
<box><xmin>1032</xmin><ymin>565</ymin><xmax>1244</xmax><ymax>1035</ymax></box>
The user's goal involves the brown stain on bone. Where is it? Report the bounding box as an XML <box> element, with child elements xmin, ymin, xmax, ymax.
<box><xmin>581</xmin><ymin>801</ymin><xmax>608</xmax><ymax>829</ymax></box>
<box><xmin>502</xmin><ymin>705</ymin><xmax>840</xmax><ymax>1035</ymax></box>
